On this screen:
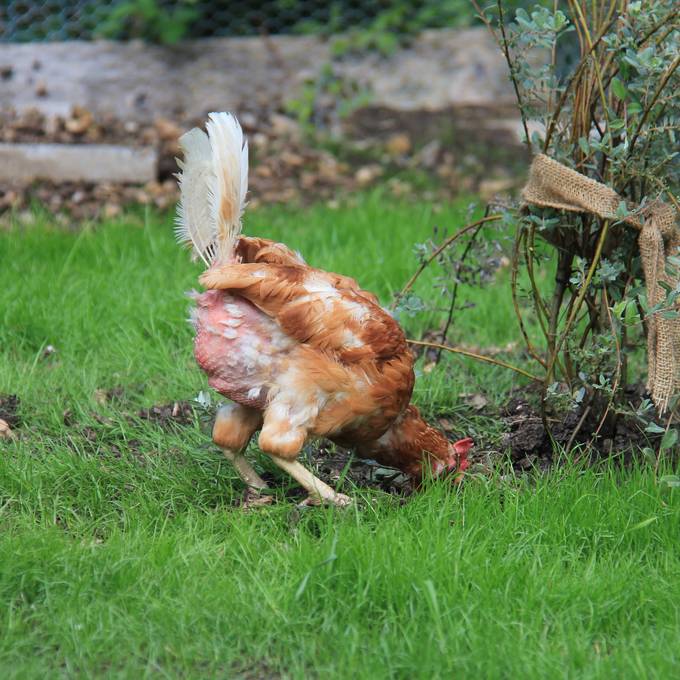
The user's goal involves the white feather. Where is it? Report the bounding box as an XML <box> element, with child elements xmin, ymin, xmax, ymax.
<box><xmin>175</xmin><ymin>112</ymin><xmax>249</xmax><ymax>267</ymax></box>
<box><xmin>207</xmin><ymin>112</ymin><xmax>248</xmax><ymax>264</ymax></box>
<box><xmin>175</xmin><ymin>128</ymin><xmax>215</xmax><ymax>266</ymax></box>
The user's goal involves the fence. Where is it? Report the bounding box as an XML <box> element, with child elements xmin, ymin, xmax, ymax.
<box><xmin>1</xmin><ymin>1</ymin><xmax>489</xmax><ymax>43</ymax></box>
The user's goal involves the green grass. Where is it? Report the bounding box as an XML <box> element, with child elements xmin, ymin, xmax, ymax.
<box><xmin>1</xmin><ymin>195</ymin><xmax>679</xmax><ymax>678</ymax></box>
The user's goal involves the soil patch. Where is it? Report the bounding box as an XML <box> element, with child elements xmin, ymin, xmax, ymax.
<box><xmin>498</xmin><ymin>383</ymin><xmax>672</xmax><ymax>470</ymax></box>
<box><xmin>137</xmin><ymin>401</ymin><xmax>197</xmax><ymax>429</ymax></box>
<box><xmin>306</xmin><ymin>441</ymin><xmax>414</xmax><ymax>496</ymax></box>
<box><xmin>0</xmin><ymin>394</ymin><xmax>21</xmax><ymax>429</ymax></box>
<box><xmin>1</xmin><ymin>105</ymin><xmax>521</xmax><ymax>222</ymax></box>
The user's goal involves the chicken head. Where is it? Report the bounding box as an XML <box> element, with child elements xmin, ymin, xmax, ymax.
<box><xmin>353</xmin><ymin>405</ymin><xmax>472</xmax><ymax>484</ymax></box>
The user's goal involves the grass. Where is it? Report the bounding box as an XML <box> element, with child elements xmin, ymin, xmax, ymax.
<box><xmin>1</xmin><ymin>194</ymin><xmax>679</xmax><ymax>678</ymax></box>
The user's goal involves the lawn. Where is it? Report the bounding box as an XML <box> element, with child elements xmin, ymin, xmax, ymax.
<box><xmin>1</xmin><ymin>195</ymin><xmax>679</xmax><ymax>678</ymax></box>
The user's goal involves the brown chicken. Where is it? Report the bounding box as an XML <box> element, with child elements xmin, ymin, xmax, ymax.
<box><xmin>176</xmin><ymin>113</ymin><xmax>472</xmax><ymax>506</ymax></box>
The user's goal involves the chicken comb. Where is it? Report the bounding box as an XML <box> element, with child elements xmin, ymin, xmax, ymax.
<box><xmin>175</xmin><ymin>112</ymin><xmax>249</xmax><ymax>267</ymax></box>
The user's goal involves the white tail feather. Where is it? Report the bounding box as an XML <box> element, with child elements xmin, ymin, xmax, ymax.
<box><xmin>175</xmin><ymin>112</ymin><xmax>248</xmax><ymax>267</ymax></box>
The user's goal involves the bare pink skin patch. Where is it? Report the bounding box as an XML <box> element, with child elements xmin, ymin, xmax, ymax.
<box><xmin>193</xmin><ymin>290</ymin><xmax>293</xmax><ymax>409</ymax></box>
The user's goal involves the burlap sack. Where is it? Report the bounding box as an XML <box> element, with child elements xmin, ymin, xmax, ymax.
<box><xmin>522</xmin><ymin>154</ymin><xmax>680</xmax><ymax>413</ymax></box>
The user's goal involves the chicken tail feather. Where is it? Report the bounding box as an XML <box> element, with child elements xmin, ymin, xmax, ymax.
<box><xmin>175</xmin><ymin>112</ymin><xmax>248</xmax><ymax>267</ymax></box>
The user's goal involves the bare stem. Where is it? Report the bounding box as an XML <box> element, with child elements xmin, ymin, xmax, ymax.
<box><xmin>548</xmin><ymin>248</ymin><xmax>575</xmax><ymax>377</ymax></box>
<box><xmin>579</xmin><ymin>285</ymin><xmax>625</xmax><ymax>457</ymax></box>
<box><xmin>543</xmin><ymin>13</ymin><xmax>617</xmax><ymax>150</ymax></box>
<box><xmin>510</xmin><ymin>224</ymin><xmax>548</xmax><ymax>367</ymax></box>
<box><xmin>407</xmin><ymin>339</ymin><xmax>541</xmax><ymax>382</ymax></box>
<box><xmin>566</xmin><ymin>403</ymin><xmax>592</xmax><ymax>453</ymax></box>
<box><xmin>496</xmin><ymin>0</ymin><xmax>532</xmax><ymax>153</ymax></box>
<box><xmin>546</xmin><ymin>220</ymin><xmax>611</xmax><ymax>383</ymax></box>
<box><xmin>436</xmin><ymin>216</ymin><xmax>487</xmax><ymax>361</ymax></box>
<box><xmin>628</xmin><ymin>54</ymin><xmax>680</xmax><ymax>155</ymax></box>
<box><xmin>395</xmin><ymin>215</ymin><xmax>502</xmax><ymax>303</ymax></box>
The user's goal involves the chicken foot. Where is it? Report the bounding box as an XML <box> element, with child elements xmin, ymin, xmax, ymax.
<box><xmin>213</xmin><ymin>404</ymin><xmax>267</xmax><ymax>491</ymax></box>
<box><xmin>268</xmin><ymin>456</ymin><xmax>352</xmax><ymax>507</ymax></box>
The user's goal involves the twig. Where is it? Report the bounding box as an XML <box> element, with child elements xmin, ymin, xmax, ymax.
<box><xmin>407</xmin><ymin>339</ymin><xmax>541</xmax><ymax>382</ymax></box>
<box><xmin>548</xmin><ymin>0</ymin><xmax>559</xmax><ymax>118</ymax></box>
<box><xmin>568</xmin><ymin>0</ymin><xmax>611</xmax><ymax>145</ymax></box>
<box><xmin>395</xmin><ymin>214</ymin><xmax>502</xmax><ymax>303</ymax></box>
<box><xmin>628</xmin><ymin>54</ymin><xmax>680</xmax><ymax>155</ymax></box>
<box><xmin>510</xmin><ymin>224</ymin><xmax>548</xmax><ymax>367</ymax></box>
<box><xmin>666</xmin><ymin>190</ymin><xmax>680</xmax><ymax>213</ymax></box>
<box><xmin>496</xmin><ymin>0</ymin><xmax>532</xmax><ymax>153</ymax></box>
<box><xmin>524</xmin><ymin>223</ymin><xmax>551</xmax><ymax>334</ymax></box>
<box><xmin>543</xmin><ymin>13</ymin><xmax>617</xmax><ymax>150</ymax></box>
<box><xmin>470</xmin><ymin>0</ymin><xmax>499</xmax><ymax>40</ymax></box>
<box><xmin>586</xmin><ymin>286</ymin><xmax>623</xmax><ymax>447</ymax></box>
<box><xmin>596</xmin><ymin>11</ymin><xmax>679</xmax><ymax>113</ymax></box>
<box><xmin>638</xmin><ymin>8</ymin><xmax>679</xmax><ymax>51</ymax></box>
<box><xmin>436</xmin><ymin>216</ymin><xmax>487</xmax><ymax>361</ymax></box>
<box><xmin>548</xmin><ymin>249</ymin><xmax>574</xmax><ymax>358</ymax></box>
<box><xmin>566</xmin><ymin>403</ymin><xmax>592</xmax><ymax>453</ymax></box>
<box><xmin>546</xmin><ymin>220</ymin><xmax>611</xmax><ymax>383</ymax></box>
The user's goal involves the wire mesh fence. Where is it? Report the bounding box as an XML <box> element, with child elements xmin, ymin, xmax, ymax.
<box><xmin>1</xmin><ymin>1</ymin><xmax>484</xmax><ymax>43</ymax></box>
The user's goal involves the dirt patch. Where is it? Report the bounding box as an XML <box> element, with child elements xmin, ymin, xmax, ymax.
<box><xmin>0</xmin><ymin>394</ymin><xmax>21</xmax><ymax>429</ymax></box>
<box><xmin>15</xmin><ymin>378</ymin><xmax>675</xmax><ymax>498</ymax></box>
<box><xmin>307</xmin><ymin>441</ymin><xmax>414</xmax><ymax>496</ymax></box>
<box><xmin>56</xmin><ymin>397</ymin><xmax>202</xmax><ymax>463</ymax></box>
<box><xmin>137</xmin><ymin>401</ymin><xmax>197</xmax><ymax>429</ymax></box>
<box><xmin>232</xmin><ymin>443</ymin><xmax>415</xmax><ymax>509</ymax></box>
<box><xmin>498</xmin><ymin>384</ymin><xmax>673</xmax><ymax>469</ymax></box>
<box><xmin>59</xmin><ymin>393</ymin><xmax>415</xmax><ymax>496</ymax></box>
<box><xmin>134</xmin><ymin>399</ymin><xmax>417</xmax><ymax>496</ymax></box>
<box><xmin>1</xmin><ymin>105</ymin><xmax>521</xmax><ymax>222</ymax></box>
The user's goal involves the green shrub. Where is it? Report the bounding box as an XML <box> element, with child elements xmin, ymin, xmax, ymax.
<box><xmin>480</xmin><ymin>0</ymin><xmax>679</xmax><ymax>430</ymax></box>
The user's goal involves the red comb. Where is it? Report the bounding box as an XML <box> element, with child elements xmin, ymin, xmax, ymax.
<box><xmin>450</xmin><ymin>437</ymin><xmax>473</xmax><ymax>479</ymax></box>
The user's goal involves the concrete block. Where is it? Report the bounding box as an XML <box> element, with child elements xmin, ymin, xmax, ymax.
<box><xmin>0</xmin><ymin>143</ymin><xmax>157</xmax><ymax>183</ymax></box>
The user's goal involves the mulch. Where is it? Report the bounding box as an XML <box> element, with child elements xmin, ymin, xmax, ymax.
<box><xmin>0</xmin><ymin>105</ymin><xmax>518</xmax><ymax>222</ymax></box>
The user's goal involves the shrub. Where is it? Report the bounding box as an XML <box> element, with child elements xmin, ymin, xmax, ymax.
<box><xmin>477</xmin><ymin>0</ymin><xmax>679</xmax><ymax>432</ymax></box>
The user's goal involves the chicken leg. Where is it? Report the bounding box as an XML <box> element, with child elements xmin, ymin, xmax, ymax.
<box><xmin>257</xmin><ymin>404</ymin><xmax>351</xmax><ymax>507</ymax></box>
<box><xmin>213</xmin><ymin>403</ymin><xmax>267</xmax><ymax>490</ymax></box>
<box><xmin>268</xmin><ymin>456</ymin><xmax>352</xmax><ymax>507</ymax></box>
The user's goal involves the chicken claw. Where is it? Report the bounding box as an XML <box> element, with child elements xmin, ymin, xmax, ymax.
<box><xmin>242</xmin><ymin>487</ymin><xmax>274</xmax><ymax>510</ymax></box>
<box><xmin>222</xmin><ymin>449</ymin><xmax>268</xmax><ymax>490</ymax></box>
<box><xmin>297</xmin><ymin>493</ymin><xmax>353</xmax><ymax>509</ymax></box>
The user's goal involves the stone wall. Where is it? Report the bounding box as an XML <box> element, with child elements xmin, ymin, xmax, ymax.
<box><xmin>0</xmin><ymin>29</ymin><xmax>516</xmax><ymax>122</ymax></box>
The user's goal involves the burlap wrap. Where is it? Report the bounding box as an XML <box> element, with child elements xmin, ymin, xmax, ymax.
<box><xmin>522</xmin><ymin>154</ymin><xmax>680</xmax><ymax>413</ymax></box>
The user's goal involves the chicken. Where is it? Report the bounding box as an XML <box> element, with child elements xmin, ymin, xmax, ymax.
<box><xmin>176</xmin><ymin>112</ymin><xmax>472</xmax><ymax>506</ymax></box>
